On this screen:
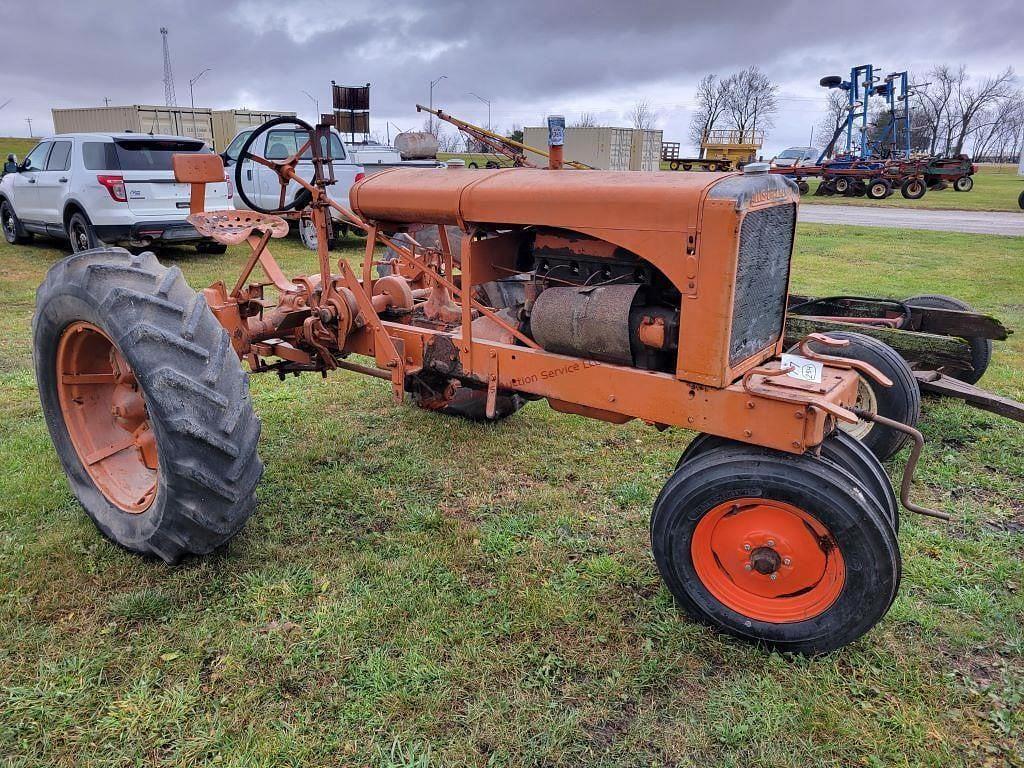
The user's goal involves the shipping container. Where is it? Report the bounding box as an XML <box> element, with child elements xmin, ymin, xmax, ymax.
<box><xmin>51</xmin><ymin>106</ymin><xmax>294</xmax><ymax>150</ymax></box>
<box><xmin>630</xmin><ymin>129</ymin><xmax>663</xmax><ymax>171</ymax></box>
<box><xmin>211</xmin><ymin>109</ymin><xmax>295</xmax><ymax>152</ymax></box>
<box><xmin>523</xmin><ymin>126</ymin><xmax>634</xmax><ymax>170</ymax></box>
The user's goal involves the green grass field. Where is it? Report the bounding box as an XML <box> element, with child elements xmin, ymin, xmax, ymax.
<box><xmin>1</xmin><ymin>224</ymin><xmax>1022</xmax><ymax>766</ymax></box>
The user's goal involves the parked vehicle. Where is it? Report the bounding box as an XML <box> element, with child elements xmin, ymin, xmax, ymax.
<box><xmin>222</xmin><ymin>123</ymin><xmax>363</xmax><ymax>212</ymax></box>
<box><xmin>349</xmin><ymin>140</ymin><xmax>444</xmax><ymax>175</ymax></box>
<box><xmin>771</xmin><ymin>147</ymin><xmax>819</xmax><ymax>168</ymax></box>
<box><xmin>1</xmin><ymin>133</ymin><xmax>231</xmax><ymax>253</ymax></box>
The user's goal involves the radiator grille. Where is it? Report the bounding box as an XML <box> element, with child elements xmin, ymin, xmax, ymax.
<box><xmin>729</xmin><ymin>203</ymin><xmax>796</xmax><ymax>366</ymax></box>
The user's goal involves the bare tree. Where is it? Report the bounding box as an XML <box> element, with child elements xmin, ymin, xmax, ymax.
<box><xmin>722</xmin><ymin>66</ymin><xmax>778</xmax><ymax>141</ymax></box>
<box><xmin>688</xmin><ymin>74</ymin><xmax>729</xmax><ymax>156</ymax></box>
<box><xmin>628</xmin><ymin>100</ymin><xmax>657</xmax><ymax>130</ymax></box>
<box><xmin>571</xmin><ymin>112</ymin><xmax>599</xmax><ymax>128</ymax></box>
<box><xmin>950</xmin><ymin>67</ymin><xmax>1016</xmax><ymax>154</ymax></box>
<box><xmin>816</xmin><ymin>90</ymin><xmax>849</xmax><ymax>158</ymax></box>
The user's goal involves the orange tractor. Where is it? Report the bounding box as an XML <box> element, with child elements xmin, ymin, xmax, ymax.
<box><xmin>33</xmin><ymin>117</ymin><xmax>941</xmax><ymax>654</ymax></box>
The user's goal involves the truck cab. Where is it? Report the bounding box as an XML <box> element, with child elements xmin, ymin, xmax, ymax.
<box><xmin>222</xmin><ymin>125</ymin><xmax>364</xmax><ymax>212</ymax></box>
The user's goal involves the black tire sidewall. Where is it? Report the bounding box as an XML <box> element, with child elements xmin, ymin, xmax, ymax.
<box><xmin>67</xmin><ymin>212</ymin><xmax>99</xmax><ymax>253</ymax></box>
<box><xmin>903</xmin><ymin>294</ymin><xmax>991</xmax><ymax>383</ymax></box>
<box><xmin>806</xmin><ymin>331</ymin><xmax>920</xmax><ymax>460</ymax></box>
<box><xmin>652</xmin><ymin>449</ymin><xmax>899</xmax><ymax>653</ymax></box>
<box><xmin>34</xmin><ymin>286</ymin><xmax>169</xmax><ymax>551</ymax></box>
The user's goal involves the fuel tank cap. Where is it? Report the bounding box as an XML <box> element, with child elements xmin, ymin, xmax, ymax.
<box><xmin>743</xmin><ymin>162</ymin><xmax>770</xmax><ymax>175</ymax></box>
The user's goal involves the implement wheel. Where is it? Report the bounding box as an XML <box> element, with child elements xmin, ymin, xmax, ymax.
<box><xmin>652</xmin><ymin>443</ymin><xmax>900</xmax><ymax>654</ymax></box>
<box><xmin>803</xmin><ymin>331</ymin><xmax>920</xmax><ymax>461</ymax></box>
<box><xmin>33</xmin><ymin>248</ymin><xmax>262</xmax><ymax>562</ymax></box>
<box><xmin>904</xmin><ymin>294</ymin><xmax>992</xmax><ymax>384</ymax></box>
<box><xmin>866</xmin><ymin>178</ymin><xmax>891</xmax><ymax>199</ymax></box>
<box><xmin>953</xmin><ymin>175</ymin><xmax>973</xmax><ymax>192</ymax></box>
<box><xmin>796</xmin><ymin>180</ymin><xmax>810</xmax><ymax>195</ymax></box>
<box><xmin>901</xmin><ymin>178</ymin><xmax>926</xmax><ymax>199</ymax></box>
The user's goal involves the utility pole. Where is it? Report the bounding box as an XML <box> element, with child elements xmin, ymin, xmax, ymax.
<box><xmin>25</xmin><ymin>117</ymin><xmax>33</xmax><ymax>137</ymax></box>
<box><xmin>103</xmin><ymin>97</ymin><xmax>111</xmax><ymax>107</ymax></box>
<box><xmin>301</xmin><ymin>90</ymin><xmax>319</xmax><ymax>122</ymax></box>
<box><xmin>428</xmin><ymin>75</ymin><xmax>447</xmax><ymax>134</ymax></box>
<box><xmin>160</xmin><ymin>27</ymin><xmax>177</xmax><ymax>107</ymax></box>
<box><xmin>469</xmin><ymin>92</ymin><xmax>491</xmax><ymax>131</ymax></box>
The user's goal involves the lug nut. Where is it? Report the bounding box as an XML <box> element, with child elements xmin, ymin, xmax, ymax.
<box><xmin>767</xmin><ymin>539</ymin><xmax>775</xmax><ymax>547</ymax></box>
<box><xmin>783</xmin><ymin>557</ymin><xmax>791</xmax><ymax>566</ymax></box>
<box><xmin>743</xmin><ymin>543</ymin><xmax>751</xmax><ymax>551</ymax></box>
<box><xmin>770</xmin><ymin>573</ymin><xmax>777</xmax><ymax>581</ymax></box>
<box><xmin>744</xmin><ymin>564</ymin><xmax>752</xmax><ymax>571</ymax></box>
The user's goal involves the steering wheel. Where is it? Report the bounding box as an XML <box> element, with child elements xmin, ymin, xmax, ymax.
<box><xmin>234</xmin><ymin>115</ymin><xmax>317</xmax><ymax>214</ymax></box>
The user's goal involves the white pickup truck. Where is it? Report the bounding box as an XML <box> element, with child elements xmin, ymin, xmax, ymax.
<box><xmin>221</xmin><ymin>124</ymin><xmax>365</xmax><ymax>249</ymax></box>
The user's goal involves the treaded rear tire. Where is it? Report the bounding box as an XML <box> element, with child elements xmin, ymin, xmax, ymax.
<box><xmin>33</xmin><ymin>247</ymin><xmax>262</xmax><ymax>563</ymax></box>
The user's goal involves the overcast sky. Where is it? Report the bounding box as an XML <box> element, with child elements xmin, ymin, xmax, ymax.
<box><xmin>1</xmin><ymin>1</ymin><xmax>1021</xmax><ymax>157</ymax></box>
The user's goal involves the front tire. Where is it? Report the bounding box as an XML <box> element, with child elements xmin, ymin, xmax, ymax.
<box><xmin>652</xmin><ymin>444</ymin><xmax>900</xmax><ymax>654</ymax></box>
<box><xmin>2</xmin><ymin>198</ymin><xmax>32</xmax><ymax>244</ymax></box>
<box><xmin>67</xmin><ymin>211</ymin><xmax>102</xmax><ymax>253</ymax></box>
<box><xmin>33</xmin><ymin>247</ymin><xmax>262</xmax><ymax>563</ymax></box>
<box><xmin>953</xmin><ymin>176</ymin><xmax>973</xmax><ymax>192</ymax></box>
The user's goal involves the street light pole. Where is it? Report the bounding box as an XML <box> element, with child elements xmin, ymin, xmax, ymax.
<box><xmin>301</xmin><ymin>90</ymin><xmax>319</xmax><ymax>122</ymax></box>
<box><xmin>429</xmin><ymin>75</ymin><xmax>447</xmax><ymax>133</ymax></box>
<box><xmin>469</xmin><ymin>92</ymin><xmax>491</xmax><ymax>131</ymax></box>
<box><xmin>188</xmin><ymin>68</ymin><xmax>211</xmax><ymax>139</ymax></box>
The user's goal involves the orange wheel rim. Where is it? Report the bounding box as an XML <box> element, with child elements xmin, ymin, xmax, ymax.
<box><xmin>691</xmin><ymin>498</ymin><xmax>845</xmax><ymax>623</ymax></box>
<box><xmin>56</xmin><ymin>322</ymin><xmax>158</xmax><ymax>513</ymax></box>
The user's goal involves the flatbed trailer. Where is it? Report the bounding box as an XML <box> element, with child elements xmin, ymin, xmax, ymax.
<box><xmin>785</xmin><ymin>295</ymin><xmax>1022</xmax><ymax>422</ymax></box>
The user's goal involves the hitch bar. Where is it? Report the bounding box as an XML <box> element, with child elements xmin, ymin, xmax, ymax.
<box><xmin>853</xmin><ymin>409</ymin><xmax>950</xmax><ymax>521</ymax></box>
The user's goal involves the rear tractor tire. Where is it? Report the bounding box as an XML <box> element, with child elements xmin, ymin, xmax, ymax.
<box><xmin>651</xmin><ymin>443</ymin><xmax>900</xmax><ymax>654</ymax></box>
<box><xmin>409</xmin><ymin>374</ymin><xmax>526</xmax><ymax>422</ymax></box>
<box><xmin>33</xmin><ymin>247</ymin><xmax>262</xmax><ymax>563</ymax></box>
<box><xmin>802</xmin><ymin>331</ymin><xmax>920</xmax><ymax>461</ymax></box>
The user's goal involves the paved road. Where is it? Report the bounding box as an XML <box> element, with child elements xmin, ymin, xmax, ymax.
<box><xmin>799</xmin><ymin>204</ymin><xmax>1024</xmax><ymax>237</ymax></box>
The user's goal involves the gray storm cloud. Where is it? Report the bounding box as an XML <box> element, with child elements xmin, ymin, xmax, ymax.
<box><xmin>0</xmin><ymin>0</ymin><xmax>1020</xmax><ymax>155</ymax></box>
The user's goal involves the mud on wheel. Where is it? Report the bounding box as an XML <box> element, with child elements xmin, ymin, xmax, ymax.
<box><xmin>33</xmin><ymin>247</ymin><xmax>262</xmax><ymax>562</ymax></box>
<box><xmin>652</xmin><ymin>442</ymin><xmax>900</xmax><ymax>654</ymax></box>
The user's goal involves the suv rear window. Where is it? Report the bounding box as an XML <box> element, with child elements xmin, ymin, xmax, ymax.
<box><xmin>83</xmin><ymin>142</ymin><xmax>120</xmax><ymax>170</ymax></box>
<box><xmin>112</xmin><ymin>139</ymin><xmax>208</xmax><ymax>171</ymax></box>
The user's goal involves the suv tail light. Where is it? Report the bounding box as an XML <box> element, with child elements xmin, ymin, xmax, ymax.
<box><xmin>97</xmin><ymin>175</ymin><xmax>127</xmax><ymax>203</ymax></box>
<box><xmin>354</xmin><ymin>172</ymin><xmax>365</xmax><ymax>184</ymax></box>
<box><xmin>225</xmin><ymin>173</ymin><xmax>234</xmax><ymax>199</ymax></box>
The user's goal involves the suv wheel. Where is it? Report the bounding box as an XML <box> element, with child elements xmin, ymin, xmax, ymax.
<box><xmin>67</xmin><ymin>211</ymin><xmax>102</xmax><ymax>253</ymax></box>
<box><xmin>2</xmin><ymin>198</ymin><xmax>32</xmax><ymax>245</ymax></box>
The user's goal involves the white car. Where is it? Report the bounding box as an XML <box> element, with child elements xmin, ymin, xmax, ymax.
<box><xmin>771</xmin><ymin>146</ymin><xmax>820</xmax><ymax>169</ymax></box>
<box><xmin>1</xmin><ymin>132</ymin><xmax>232</xmax><ymax>253</ymax></box>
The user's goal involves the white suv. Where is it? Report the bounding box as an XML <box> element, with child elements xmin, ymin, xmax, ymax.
<box><xmin>1</xmin><ymin>132</ymin><xmax>232</xmax><ymax>253</ymax></box>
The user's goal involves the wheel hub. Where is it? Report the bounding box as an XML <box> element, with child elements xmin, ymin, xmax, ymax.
<box><xmin>56</xmin><ymin>322</ymin><xmax>158</xmax><ymax>512</ymax></box>
<box><xmin>691</xmin><ymin>498</ymin><xmax>845</xmax><ymax>623</ymax></box>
